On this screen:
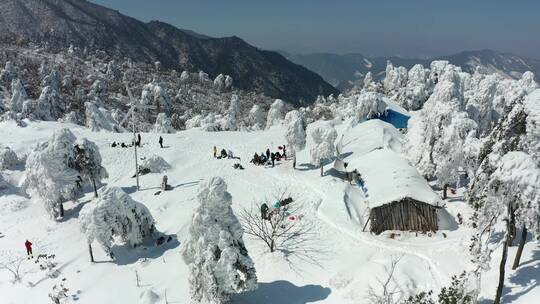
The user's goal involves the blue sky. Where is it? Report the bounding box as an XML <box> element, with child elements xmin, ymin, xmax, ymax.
<box><xmin>90</xmin><ymin>0</ymin><xmax>540</xmax><ymax>58</ymax></box>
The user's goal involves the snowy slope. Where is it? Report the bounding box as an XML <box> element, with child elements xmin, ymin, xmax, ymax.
<box><xmin>0</xmin><ymin>120</ymin><xmax>539</xmax><ymax>303</ymax></box>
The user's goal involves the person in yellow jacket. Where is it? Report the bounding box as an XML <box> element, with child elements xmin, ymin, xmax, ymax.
<box><xmin>213</xmin><ymin>146</ymin><xmax>217</xmax><ymax>158</ymax></box>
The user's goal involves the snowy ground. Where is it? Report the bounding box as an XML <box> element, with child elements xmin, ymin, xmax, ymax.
<box><xmin>0</xmin><ymin>119</ymin><xmax>538</xmax><ymax>303</ymax></box>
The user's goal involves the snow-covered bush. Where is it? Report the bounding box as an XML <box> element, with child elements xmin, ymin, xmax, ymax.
<box><xmin>182</xmin><ymin>177</ymin><xmax>257</xmax><ymax>304</ymax></box>
<box><xmin>79</xmin><ymin>187</ymin><xmax>156</xmax><ymax>255</ymax></box>
<box><xmin>310</xmin><ymin>122</ymin><xmax>337</xmax><ymax>166</ymax></box>
<box><xmin>22</xmin><ymin>86</ymin><xmax>61</xmax><ymax>121</ymax></box>
<box><xmin>153</xmin><ymin>113</ymin><xmax>175</xmax><ymax>133</ymax></box>
<box><xmin>265</xmin><ymin>99</ymin><xmax>286</xmax><ymax>129</ymax></box>
<box><xmin>23</xmin><ymin>128</ymin><xmax>80</xmax><ymax>219</ymax></box>
<box><xmin>0</xmin><ymin>146</ymin><xmax>19</xmax><ymax>170</ymax></box>
<box><xmin>141</xmin><ymin>155</ymin><xmax>171</xmax><ymax>173</ymax></box>
<box><xmin>285</xmin><ymin>110</ymin><xmax>307</xmax><ymax>154</ymax></box>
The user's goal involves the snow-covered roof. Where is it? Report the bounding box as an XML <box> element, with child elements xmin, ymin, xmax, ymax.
<box><xmin>336</xmin><ymin>120</ymin><xmax>440</xmax><ymax>208</ymax></box>
<box><xmin>336</xmin><ymin>119</ymin><xmax>404</xmax><ymax>158</ymax></box>
<box><xmin>348</xmin><ymin>149</ymin><xmax>441</xmax><ymax>208</ymax></box>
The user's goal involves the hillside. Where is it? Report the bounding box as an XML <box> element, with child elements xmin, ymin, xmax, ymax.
<box><xmin>0</xmin><ymin>0</ymin><xmax>338</xmax><ymax>104</ymax></box>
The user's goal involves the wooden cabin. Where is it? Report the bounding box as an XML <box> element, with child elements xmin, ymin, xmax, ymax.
<box><xmin>334</xmin><ymin>123</ymin><xmax>441</xmax><ymax>235</ymax></box>
<box><xmin>369</xmin><ymin>197</ymin><xmax>439</xmax><ymax>235</ymax></box>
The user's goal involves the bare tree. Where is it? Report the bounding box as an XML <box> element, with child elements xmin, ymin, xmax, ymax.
<box><xmin>366</xmin><ymin>255</ymin><xmax>404</xmax><ymax>304</ymax></box>
<box><xmin>0</xmin><ymin>251</ymin><xmax>25</xmax><ymax>283</ymax></box>
<box><xmin>239</xmin><ymin>190</ymin><xmax>323</xmax><ymax>268</ymax></box>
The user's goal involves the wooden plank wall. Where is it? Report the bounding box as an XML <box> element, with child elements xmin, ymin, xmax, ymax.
<box><xmin>369</xmin><ymin>198</ymin><xmax>438</xmax><ymax>234</ymax></box>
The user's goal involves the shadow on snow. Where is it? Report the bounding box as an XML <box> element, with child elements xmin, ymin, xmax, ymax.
<box><xmin>230</xmin><ymin>280</ymin><xmax>331</xmax><ymax>304</ymax></box>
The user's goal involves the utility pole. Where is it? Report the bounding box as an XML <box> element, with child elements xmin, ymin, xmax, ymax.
<box><xmin>122</xmin><ymin>84</ymin><xmax>155</xmax><ymax>191</ymax></box>
<box><xmin>125</xmin><ymin>84</ymin><xmax>140</xmax><ymax>190</ymax></box>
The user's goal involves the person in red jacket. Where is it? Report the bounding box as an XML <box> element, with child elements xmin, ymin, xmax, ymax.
<box><xmin>24</xmin><ymin>240</ymin><xmax>33</xmax><ymax>258</ymax></box>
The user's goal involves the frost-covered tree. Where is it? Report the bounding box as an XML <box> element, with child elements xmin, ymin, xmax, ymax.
<box><xmin>85</xmin><ymin>102</ymin><xmax>122</xmax><ymax>132</ymax></box>
<box><xmin>362</xmin><ymin>72</ymin><xmax>379</xmax><ymax>92</ymax></box>
<box><xmin>8</xmin><ymin>79</ymin><xmax>27</xmax><ymax>113</ymax></box>
<box><xmin>79</xmin><ymin>187</ymin><xmax>156</xmax><ymax>260</ymax></box>
<box><xmin>355</xmin><ymin>92</ymin><xmax>388</xmax><ymax>123</ymax></box>
<box><xmin>23</xmin><ymin>129</ymin><xmax>80</xmax><ymax>219</ymax></box>
<box><xmin>0</xmin><ymin>61</ymin><xmax>17</xmax><ymax>85</ymax></box>
<box><xmin>224</xmin><ymin>75</ymin><xmax>233</xmax><ymax>90</ymax></box>
<box><xmin>247</xmin><ymin>104</ymin><xmax>266</xmax><ymax>130</ymax></box>
<box><xmin>285</xmin><ymin>110</ymin><xmax>307</xmax><ymax>168</ymax></box>
<box><xmin>310</xmin><ymin>122</ymin><xmax>337</xmax><ymax>175</ymax></box>
<box><xmin>182</xmin><ymin>177</ymin><xmax>257</xmax><ymax>304</ymax></box>
<box><xmin>71</xmin><ymin>139</ymin><xmax>108</xmax><ymax>197</ymax></box>
<box><xmin>213</xmin><ymin>74</ymin><xmax>226</xmax><ymax>92</ymax></box>
<box><xmin>405</xmin><ymin>65</ymin><xmax>473</xmax><ymax>180</ymax></box>
<box><xmin>383</xmin><ymin>61</ymin><xmax>408</xmax><ymax>97</ymax></box>
<box><xmin>465</xmin><ymin>74</ymin><xmax>497</xmax><ymax>137</ymax></box>
<box><xmin>154</xmin><ymin>113</ymin><xmax>175</xmax><ymax>133</ymax></box>
<box><xmin>432</xmin><ymin>112</ymin><xmax>477</xmax><ymax>197</ymax></box>
<box><xmin>141</xmin><ymin>81</ymin><xmax>171</xmax><ymax>113</ymax></box>
<box><xmin>22</xmin><ymin>86</ymin><xmax>62</xmax><ymax>121</ymax></box>
<box><xmin>0</xmin><ymin>146</ymin><xmax>19</xmax><ymax>170</ymax></box>
<box><xmin>482</xmin><ymin>152</ymin><xmax>540</xmax><ymax>304</ymax></box>
<box><xmin>265</xmin><ymin>99</ymin><xmax>286</xmax><ymax>129</ymax></box>
<box><xmin>220</xmin><ymin>95</ymin><xmax>240</xmax><ymax>131</ymax></box>
<box><xmin>198</xmin><ymin>70</ymin><xmax>211</xmax><ymax>84</ymax></box>
<box><xmin>397</xmin><ymin>64</ymin><xmax>431</xmax><ymax>110</ymax></box>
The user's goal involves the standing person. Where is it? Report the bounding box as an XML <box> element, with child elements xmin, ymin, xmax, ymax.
<box><xmin>213</xmin><ymin>146</ymin><xmax>217</xmax><ymax>158</ymax></box>
<box><xmin>260</xmin><ymin>203</ymin><xmax>269</xmax><ymax>220</ymax></box>
<box><xmin>137</xmin><ymin>133</ymin><xmax>142</xmax><ymax>147</ymax></box>
<box><xmin>266</xmin><ymin>148</ymin><xmax>270</xmax><ymax>161</ymax></box>
<box><xmin>283</xmin><ymin>145</ymin><xmax>287</xmax><ymax>160</ymax></box>
<box><xmin>271</xmin><ymin>153</ymin><xmax>275</xmax><ymax>167</ymax></box>
<box><xmin>25</xmin><ymin>240</ymin><xmax>33</xmax><ymax>258</ymax></box>
<box><xmin>159</xmin><ymin>136</ymin><xmax>164</xmax><ymax>148</ymax></box>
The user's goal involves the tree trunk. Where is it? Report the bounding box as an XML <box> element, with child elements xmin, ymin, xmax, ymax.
<box><xmin>92</xmin><ymin>178</ymin><xmax>98</xmax><ymax>198</ymax></box>
<box><xmin>512</xmin><ymin>227</ymin><xmax>528</xmax><ymax>270</ymax></box>
<box><xmin>270</xmin><ymin>239</ymin><xmax>275</xmax><ymax>252</ymax></box>
<box><xmin>443</xmin><ymin>184</ymin><xmax>448</xmax><ymax>199</ymax></box>
<box><xmin>508</xmin><ymin>209</ymin><xmax>516</xmax><ymax>246</ymax></box>
<box><xmin>293</xmin><ymin>156</ymin><xmax>296</xmax><ymax>169</ymax></box>
<box><xmin>59</xmin><ymin>202</ymin><xmax>64</xmax><ymax>218</ymax></box>
<box><xmin>320</xmin><ymin>159</ymin><xmax>323</xmax><ymax>177</ymax></box>
<box><xmin>88</xmin><ymin>243</ymin><xmax>95</xmax><ymax>263</ymax></box>
<box><xmin>494</xmin><ymin>222</ymin><xmax>510</xmax><ymax>304</ymax></box>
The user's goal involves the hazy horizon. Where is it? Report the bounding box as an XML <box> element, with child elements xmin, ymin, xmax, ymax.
<box><xmin>89</xmin><ymin>0</ymin><xmax>540</xmax><ymax>59</ymax></box>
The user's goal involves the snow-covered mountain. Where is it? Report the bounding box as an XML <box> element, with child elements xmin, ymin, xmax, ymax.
<box><xmin>282</xmin><ymin>50</ymin><xmax>540</xmax><ymax>91</ymax></box>
<box><xmin>0</xmin><ymin>0</ymin><xmax>338</xmax><ymax>104</ymax></box>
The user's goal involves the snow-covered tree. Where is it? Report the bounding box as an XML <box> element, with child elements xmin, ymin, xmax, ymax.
<box><xmin>383</xmin><ymin>61</ymin><xmax>408</xmax><ymax>96</ymax></box>
<box><xmin>265</xmin><ymin>99</ymin><xmax>286</xmax><ymax>129</ymax></box>
<box><xmin>85</xmin><ymin>102</ymin><xmax>122</xmax><ymax>132</ymax></box>
<box><xmin>198</xmin><ymin>71</ymin><xmax>211</xmax><ymax>83</ymax></box>
<box><xmin>397</xmin><ymin>64</ymin><xmax>431</xmax><ymax>110</ymax></box>
<box><xmin>310</xmin><ymin>122</ymin><xmax>337</xmax><ymax>175</ymax></box>
<box><xmin>0</xmin><ymin>61</ymin><xmax>17</xmax><ymax>84</ymax></box>
<box><xmin>23</xmin><ymin>128</ymin><xmax>80</xmax><ymax>219</ymax></box>
<box><xmin>0</xmin><ymin>146</ymin><xmax>19</xmax><ymax>170</ymax></box>
<box><xmin>465</xmin><ymin>74</ymin><xmax>497</xmax><ymax>137</ymax></box>
<box><xmin>79</xmin><ymin>187</ymin><xmax>156</xmax><ymax>259</ymax></box>
<box><xmin>141</xmin><ymin>81</ymin><xmax>171</xmax><ymax>113</ymax></box>
<box><xmin>482</xmin><ymin>152</ymin><xmax>540</xmax><ymax>304</ymax></box>
<box><xmin>8</xmin><ymin>79</ymin><xmax>27</xmax><ymax>113</ymax></box>
<box><xmin>405</xmin><ymin>65</ymin><xmax>473</xmax><ymax>180</ymax></box>
<box><xmin>224</xmin><ymin>75</ymin><xmax>233</xmax><ymax>90</ymax></box>
<box><xmin>355</xmin><ymin>92</ymin><xmax>388</xmax><ymax>123</ymax></box>
<box><xmin>220</xmin><ymin>95</ymin><xmax>240</xmax><ymax>131</ymax></box>
<box><xmin>154</xmin><ymin>113</ymin><xmax>175</xmax><ymax>133</ymax></box>
<box><xmin>71</xmin><ymin>138</ymin><xmax>108</xmax><ymax>197</ymax></box>
<box><xmin>213</xmin><ymin>74</ymin><xmax>226</xmax><ymax>91</ymax></box>
<box><xmin>140</xmin><ymin>155</ymin><xmax>171</xmax><ymax>173</ymax></box>
<box><xmin>285</xmin><ymin>110</ymin><xmax>307</xmax><ymax>167</ymax></box>
<box><xmin>22</xmin><ymin>86</ymin><xmax>62</xmax><ymax>121</ymax></box>
<box><xmin>247</xmin><ymin>104</ymin><xmax>266</xmax><ymax>130</ymax></box>
<box><xmin>362</xmin><ymin>72</ymin><xmax>379</xmax><ymax>92</ymax></box>
<box><xmin>182</xmin><ymin>177</ymin><xmax>257</xmax><ymax>304</ymax></box>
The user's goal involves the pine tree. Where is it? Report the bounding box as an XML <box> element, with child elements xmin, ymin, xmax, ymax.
<box><xmin>182</xmin><ymin>177</ymin><xmax>257</xmax><ymax>304</ymax></box>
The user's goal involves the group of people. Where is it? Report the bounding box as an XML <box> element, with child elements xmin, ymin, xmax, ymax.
<box><xmin>213</xmin><ymin>146</ymin><xmax>241</xmax><ymax>160</ymax></box>
<box><xmin>250</xmin><ymin>145</ymin><xmax>287</xmax><ymax>167</ymax></box>
<box><xmin>111</xmin><ymin>134</ymin><xmax>165</xmax><ymax>149</ymax></box>
<box><xmin>260</xmin><ymin>197</ymin><xmax>294</xmax><ymax>220</ymax></box>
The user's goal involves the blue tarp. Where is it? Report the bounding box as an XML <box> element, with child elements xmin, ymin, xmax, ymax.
<box><xmin>378</xmin><ymin>109</ymin><xmax>410</xmax><ymax>129</ymax></box>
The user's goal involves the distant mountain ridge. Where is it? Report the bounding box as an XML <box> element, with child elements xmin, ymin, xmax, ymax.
<box><xmin>281</xmin><ymin>50</ymin><xmax>540</xmax><ymax>91</ymax></box>
<box><xmin>0</xmin><ymin>0</ymin><xmax>338</xmax><ymax>105</ymax></box>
